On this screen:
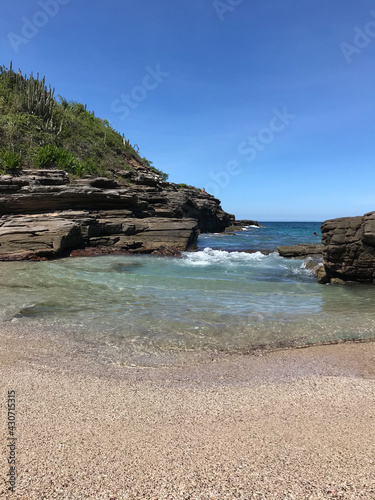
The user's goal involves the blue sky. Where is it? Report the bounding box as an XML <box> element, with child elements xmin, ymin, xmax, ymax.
<box><xmin>1</xmin><ymin>0</ymin><xmax>375</xmax><ymax>221</ymax></box>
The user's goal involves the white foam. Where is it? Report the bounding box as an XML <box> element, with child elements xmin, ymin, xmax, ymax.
<box><xmin>241</xmin><ymin>225</ymin><xmax>260</xmax><ymax>231</ymax></box>
<box><xmin>182</xmin><ymin>248</ymin><xmax>266</xmax><ymax>266</ymax></box>
<box><xmin>299</xmin><ymin>257</ymin><xmax>322</xmax><ymax>275</ymax></box>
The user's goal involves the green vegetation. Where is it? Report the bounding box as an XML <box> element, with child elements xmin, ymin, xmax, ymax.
<box><xmin>0</xmin><ymin>62</ymin><xmax>169</xmax><ymax>180</ymax></box>
<box><xmin>0</xmin><ymin>148</ymin><xmax>21</xmax><ymax>173</ymax></box>
<box><xmin>33</xmin><ymin>144</ymin><xmax>85</xmax><ymax>175</ymax></box>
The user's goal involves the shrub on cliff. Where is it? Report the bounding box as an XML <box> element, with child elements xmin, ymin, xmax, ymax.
<box><xmin>0</xmin><ymin>148</ymin><xmax>21</xmax><ymax>174</ymax></box>
<box><xmin>33</xmin><ymin>144</ymin><xmax>84</xmax><ymax>175</ymax></box>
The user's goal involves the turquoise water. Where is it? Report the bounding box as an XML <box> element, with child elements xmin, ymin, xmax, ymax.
<box><xmin>1</xmin><ymin>222</ymin><xmax>374</xmax><ymax>364</ymax></box>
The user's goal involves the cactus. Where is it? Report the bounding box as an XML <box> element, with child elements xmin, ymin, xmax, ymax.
<box><xmin>0</xmin><ymin>62</ymin><xmax>55</xmax><ymax>124</ymax></box>
<box><xmin>24</xmin><ymin>74</ymin><xmax>55</xmax><ymax>122</ymax></box>
<box><xmin>122</xmin><ymin>134</ymin><xmax>132</xmax><ymax>147</ymax></box>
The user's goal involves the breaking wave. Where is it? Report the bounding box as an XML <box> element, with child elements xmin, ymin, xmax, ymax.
<box><xmin>182</xmin><ymin>248</ymin><xmax>268</xmax><ymax>266</ymax></box>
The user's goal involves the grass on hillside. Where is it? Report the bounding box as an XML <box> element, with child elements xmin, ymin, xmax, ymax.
<box><xmin>0</xmin><ymin>62</ymin><xmax>168</xmax><ymax>181</ymax></box>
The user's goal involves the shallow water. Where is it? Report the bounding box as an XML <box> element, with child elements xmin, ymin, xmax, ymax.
<box><xmin>0</xmin><ymin>222</ymin><xmax>374</xmax><ymax>364</ymax></box>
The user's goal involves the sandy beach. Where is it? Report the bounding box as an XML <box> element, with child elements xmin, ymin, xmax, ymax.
<box><xmin>0</xmin><ymin>323</ymin><xmax>374</xmax><ymax>499</ymax></box>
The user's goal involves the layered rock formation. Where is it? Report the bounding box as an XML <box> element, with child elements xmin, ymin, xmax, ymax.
<box><xmin>318</xmin><ymin>212</ymin><xmax>375</xmax><ymax>284</ymax></box>
<box><xmin>0</xmin><ymin>168</ymin><xmax>233</xmax><ymax>260</ymax></box>
<box><xmin>278</xmin><ymin>244</ymin><xmax>323</xmax><ymax>258</ymax></box>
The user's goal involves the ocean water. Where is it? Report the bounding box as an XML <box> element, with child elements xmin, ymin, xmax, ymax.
<box><xmin>1</xmin><ymin>222</ymin><xmax>374</xmax><ymax>365</ymax></box>
<box><xmin>198</xmin><ymin>221</ymin><xmax>322</xmax><ymax>251</ymax></box>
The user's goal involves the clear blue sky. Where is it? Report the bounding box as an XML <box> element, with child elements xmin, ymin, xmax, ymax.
<box><xmin>2</xmin><ymin>0</ymin><xmax>375</xmax><ymax>221</ymax></box>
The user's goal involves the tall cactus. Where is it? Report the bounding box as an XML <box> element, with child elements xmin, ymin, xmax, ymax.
<box><xmin>0</xmin><ymin>62</ymin><xmax>55</xmax><ymax>124</ymax></box>
<box><xmin>24</xmin><ymin>73</ymin><xmax>55</xmax><ymax>122</ymax></box>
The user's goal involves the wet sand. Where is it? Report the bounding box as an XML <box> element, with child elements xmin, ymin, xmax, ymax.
<box><xmin>0</xmin><ymin>323</ymin><xmax>374</xmax><ymax>499</ymax></box>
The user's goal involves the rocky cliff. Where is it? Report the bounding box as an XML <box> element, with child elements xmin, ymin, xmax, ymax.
<box><xmin>0</xmin><ymin>64</ymin><xmax>236</xmax><ymax>260</ymax></box>
<box><xmin>0</xmin><ymin>166</ymin><xmax>233</xmax><ymax>260</ymax></box>
<box><xmin>318</xmin><ymin>212</ymin><xmax>375</xmax><ymax>284</ymax></box>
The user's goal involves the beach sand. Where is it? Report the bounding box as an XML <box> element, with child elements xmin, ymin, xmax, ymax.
<box><xmin>0</xmin><ymin>323</ymin><xmax>374</xmax><ymax>499</ymax></box>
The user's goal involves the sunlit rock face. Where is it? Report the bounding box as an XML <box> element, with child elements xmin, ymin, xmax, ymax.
<box><xmin>0</xmin><ymin>170</ymin><xmax>232</xmax><ymax>260</ymax></box>
<box><xmin>320</xmin><ymin>212</ymin><xmax>375</xmax><ymax>283</ymax></box>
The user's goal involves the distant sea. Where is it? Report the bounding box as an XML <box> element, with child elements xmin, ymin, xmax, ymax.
<box><xmin>1</xmin><ymin>222</ymin><xmax>375</xmax><ymax>365</ymax></box>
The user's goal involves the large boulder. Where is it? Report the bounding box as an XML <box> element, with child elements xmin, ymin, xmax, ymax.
<box><xmin>320</xmin><ymin>212</ymin><xmax>375</xmax><ymax>283</ymax></box>
<box><xmin>0</xmin><ymin>214</ymin><xmax>84</xmax><ymax>260</ymax></box>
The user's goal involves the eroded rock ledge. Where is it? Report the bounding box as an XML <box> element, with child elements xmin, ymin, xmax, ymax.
<box><xmin>317</xmin><ymin>212</ymin><xmax>375</xmax><ymax>284</ymax></box>
<box><xmin>0</xmin><ymin>169</ymin><xmax>233</xmax><ymax>260</ymax></box>
<box><xmin>278</xmin><ymin>244</ymin><xmax>323</xmax><ymax>259</ymax></box>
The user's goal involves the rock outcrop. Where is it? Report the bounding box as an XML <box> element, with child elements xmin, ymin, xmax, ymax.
<box><xmin>224</xmin><ymin>219</ymin><xmax>259</xmax><ymax>232</ymax></box>
<box><xmin>278</xmin><ymin>244</ymin><xmax>323</xmax><ymax>259</ymax></box>
<box><xmin>0</xmin><ymin>168</ymin><xmax>233</xmax><ymax>260</ymax></box>
<box><xmin>319</xmin><ymin>212</ymin><xmax>375</xmax><ymax>283</ymax></box>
